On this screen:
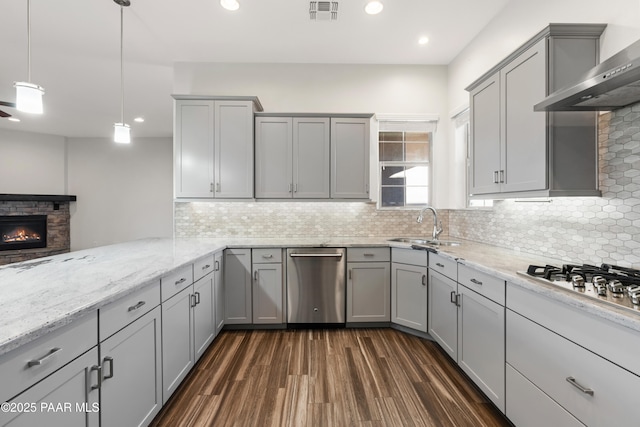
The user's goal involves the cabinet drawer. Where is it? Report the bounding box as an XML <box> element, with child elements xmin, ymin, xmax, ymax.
<box><xmin>194</xmin><ymin>255</ymin><xmax>215</xmax><ymax>282</ymax></box>
<box><xmin>506</xmin><ymin>363</ymin><xmax>583</xmax><ymax>427</ymax></box>
<box><xmin>458</xmin><ymin>263</ymin><xmax>505</xmax><ymax>305</ymax></box>
<box><xmin>347</xmin><ymin>247</ymin><xmax>390</xmax><ymax>262</ymax></box>
<box><xmin>252</xmin><ymin>248</ymin><xmax>282</xmax><ymax>263</ymax></box>
<box><xmin>99</xmin><ymin>281</ymin><xmax>160</xmax><ymax>341</ymax></box>
<box><xmin>0</xmin><ymin>311</ymin><xmax>98</xmax><ymax>404</ymax></box>
<box><xmin>391</xmin><ymin>248</ymin><xmax>427</xmax><ymax>267</ymax></box>
<box><xmin>160</xmin><ymin>264</ymin><xmax>194</xmax><ymax>302</ymax></box>
<box><xmin>507</xmin><ymin>309</ymin><xmax>640</xmax><ymax>427</ymax></box>
<box><xmin>428</xmin><ymin>253</ymin><xmax>457</xmax><ymax>280</ymax></box>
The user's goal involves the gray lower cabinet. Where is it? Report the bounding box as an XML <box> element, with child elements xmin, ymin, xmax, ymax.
<box><xmin>193</xmin><ymin>273</ymin><xmax>216</xmax><ymax>360</ymax></box>
<box><xmin>346</xmin><ymin>247</ymin><xmax>391</xmax><ymax>323</ymax></box>
<box><xmin>252</xmin><ymin>248</ymin><xmax>284</xmax><ymax>324</ymax></box>
<box><xmin>255</xmin><ymin>116</ymin><xmax>330</xmax><ymax>199</ymax></box>
<box><xmin>427</xmin><ymin>268</ymin><xmax>458</xmax><ymax>359</ymax></box>
<box><xmin>100</xmin><ymin>306</ymin><xmax>162</xmax><ymax>427</ymax></box>
<box><xmin>224</xmin><ymin>248</ymin><xmax>252</xmax><ymax>324</ymax></box>
<box><xmin>214</xmin><ymin>251</ymin><xmax>225</xmax><ymax>335</ymax></box>
<box><xmin>0</xmin><ymin>348</ymin><xmax>100</xmax><ymax>427</ymax></box>
<box><xmin>331</xmin><ymin>117</ymin><xmax>370</xmax><ymax>199</ymax></box>
<box><xmin>173</xmin><ymin>97</ymin><xmax>258</xmax><ymax>199</ymax></box>
<box><xmin>391</xmin><ymin>248</ymin><xmax>428</xmax><ymax>333</ymax></box>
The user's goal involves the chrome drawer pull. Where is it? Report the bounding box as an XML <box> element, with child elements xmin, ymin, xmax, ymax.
<box><xmin>89</xmin><ymin>365</ymin><xmax>102</xmax><ymax>390</ymax></box>
<box><xmin>436</xmin><ymin>263</ymin><xmax>445</xmax><ymax>268</ymax></box>
<box><xmin>450</xmin><ymin>291</ymin><xmax>457</xmax><ymax>304</ymax></box>
<box><xmin>566</xmin><ymin>377</ymin><xmax>594</xmax><ymax>396</ymax></box>
<box><xmin>103</xmin><ymin>356</ymin><xmax>114</xmax><ymax>380</ymax></box>
<box><xmin>470</xmin><ymin>278</ymin><xmax>483</xmax><ymax>286</ymax></box>
<box><xmin>364</xmin><ymin>253</ymin><xmax>375</xmax><ymax>257</ymax></box>
<box><xmin>195</xmin><ymin>291</ymin><xmax>201</xmax><ymax>305</ymax></box>
<box><xmin>127</xmin><ymin>301</ymin><xmax>146</xmax><ymax>312</ymax></box>
<box><xmin>214</xmin><ymin>260</ymin><xmax>220</xmax><ymax>271</ymax></box>
<box><xmin>421</xmin><ymin>274</ymin><xmax>426</xmax><ymax>286</ymax></box>
<box><xmin>202</xmin><ymin>264</ymin><xmax>211</xmax><ymax>270</ymax></box>
<box><xmin>262</xmin><ymin>254</ymin><xmax>273</xmax><ymax>259</ymax></box>
<box><xmin>175</xmin><ymin>277</ymin><xmax>187</xmax><ymax>285</ymax></box>
<box><xmin>28</xmin><ymin>347</ymin><xmax>62</xmax><ymax>367</ymax></box>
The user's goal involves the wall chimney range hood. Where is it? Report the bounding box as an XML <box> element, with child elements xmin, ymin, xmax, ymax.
<box><xmin>535</xmin><ymin>38</ymin><xmax>640</xmax><ymax>111</ymax></box>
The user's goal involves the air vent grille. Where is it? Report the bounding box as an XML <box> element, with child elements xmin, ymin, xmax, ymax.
<box><xmin>309</xmin><ymin>1</ymin><xmax>338</xmax><ymax>21</ymax></box>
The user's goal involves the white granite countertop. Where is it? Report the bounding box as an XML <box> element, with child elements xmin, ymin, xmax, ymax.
<box><xmin>1</xmin><ymin>235</ymin><xmax>638</xmax><ymax>358</ymax></box>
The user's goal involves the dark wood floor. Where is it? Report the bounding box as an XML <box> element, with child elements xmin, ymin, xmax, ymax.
<box><xmin>151</xmin><ymin>328</ymin><xmax>511</xmax><ymax>427</ymax></box>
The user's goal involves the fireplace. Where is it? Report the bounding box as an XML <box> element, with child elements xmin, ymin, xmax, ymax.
<box><xmin>0</xmin><ymin>215</ymin><xmax>47</xmax><ymax>251</ymax></box>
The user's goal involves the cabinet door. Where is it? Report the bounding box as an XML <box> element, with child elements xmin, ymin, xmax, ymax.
<box><xmin>458</xmin><ymin>285</ymin><xmax>505</xmax><ymax>412</ymax></box>
<box><xmin>100</xmin><ymin>306</ymin><xmax>162</xmax><ymax>427</ymax></box>
<box><xmin>427</xmin><ymin>269</ymin><xmax>458</xmax><ymax>361</ymax></box>
<box><xmin>224</xmin><ymin>249</ymin><xmax>252</xmax><ymax>324</ymax></box>
<box><xmin>193</xmin><ymin>274</ymin><xmax>216</xmax><ymax>361</ymax></box>
<box><xmin>174</xmin><ymin>100</ymin><xmax>214</xmax><ymax>198</ymax></box>
<box><xmin>255</xmin><ymin>117</ymin><xmax>293</xmax><ymax>198</ymax></box>
<box><xmin>161</xmin><ymin>286</ymin><xmax>194</xmax><ymax>404</ymax></box>
<box><xmin>252</xmin><ymin>263</ymin><xmax>283</xmax><ymax>324</ymax></box>
<box><xmin>214</xmin><ymin>100</ymin><xmax>254</xmax><ymax>198</ymax></box>
<box><xmin>214</xmin><ymin>252</ymin><xmax>225</xmax><ymax>336</ymax></box>
<box><xmin>294</xmin><ymin>117</ymin><xmax>330</xmax><ymax>198</ymax></box>
<box><xmin>331</xmin><ymin>117</ymin><xmax>370</xmax><ymax>199</ymax></box>
<box><xmin>0</xmin><ymin>348</ymin><xmax>99</xmax><ymax>427</ymax></box>
<box><xmin>347</xmin><ymin>262</ymin><xmax>390</xmax><ymax>322</ymax></box>
<box><xmin>391</xmin><ymin>262</ymin><xmax>427</xmax><ymax>332</ymax></box>
<box><xmin>469</xmin><ymin>73</ymin><xmax>501</xmax><ymax>195</ymax></box>
<box><xmin>501</xmin><ymin>39</ymin><xmax>547</xmax><ymax>193</ymax></box>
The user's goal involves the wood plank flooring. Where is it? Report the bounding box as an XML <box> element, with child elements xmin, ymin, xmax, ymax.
<box><xmin>150</xmin><ymin>328</ymin><xmax>511</xmax><ymax>427</ymax></box>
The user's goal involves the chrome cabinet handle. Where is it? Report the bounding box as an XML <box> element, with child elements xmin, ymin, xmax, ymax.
<box><xmin>175</xmin><ymin>277</ymin><xmax>187</xmax><ymax>285</ymax></box>
<box><xmin>89</xmin><ymin>365</ymin><xmax>102</xmax><ymax>390</ymax></box>
<box><xmin>470</xmin><ymin>278</ymin><xmax>483</xmax><ymax>286</ymax></box>
<box><xmin>436</xmin><ymin>262</ymin><xmax>444</xmax><ymax>268</ymax></box>
<box><xmin>128</xmin><ymin>301</ymin><xmax>146</xmax><ymax>312</ymax></box>
<box><xmin>493</xmin><ymin>171</ymin><xmax>499</xmax><ymax>183</ymax></box>
<box><xmin>216</xmin><ymin>182</ymin><xmax>221</xmax><ymax>192</ymax></box>
<box><xmin>202</xmin><ymin>264</ymin><xmax>211</xmax><ymax>270</ymax></box>
<box><xmin>450</xmin><ymin>291</ymin><xmax>457</xmax><ymax>304</ymax></box>
<box><xmin>195</xmin><ymin>291</ymin><xmax>201</xmax><ymax>305</ymax></box>
<box><xmin>289</xmin><ymin>183</ymin><xmax>293</xmax><ymax>193</ymax></box>
<box><xmin>262</xmin><ymin>254</ymin><xmax>273</xmax><ymax>259</ymax></box>
<box><xmin>364</xmin><ymin>253</ymin><xmax>375</xmax><ymax>257</ymax></box>
<box><xmin>294</xmin><ymin>183</ymin><xmax>298</xmax><ymax>193</ymax></box>
<box><xmin>214</xmin><ymin>260</ymin><xmax>220</xmax><ymax>271</ymax></box>
<box><xmin>421</xmin><ymin>274</ymin><xmax>426</xmax><ymax>286</ymax></box>
<box><xmin>191</xmin><ymin>294</ymin><xmax>197</xmax><ymax>308</ymax></box>
<box><xmin>28</xmin><ymin>347</ymin><xmax>62</xmax><ymax>367</ymax></box>
<box><xmin>566</xmin><ymin>377</ymin><xmax>594</xmax><ymax>396</ymax></box>
<box><xmin>499</xmin><ymin>170</ymin><xmax>505</xmax><ymax>183</ymax></box>
<box><xmin>210</xmin><ymin>183</ymin><xmax>214</xmax><ymax>193</ymax></box>
<box><xmin>254</xmin><ymin>270</ymin><xmax>259</xmax><ymax>281</ymax></box>
<box><xmin>349</xmin><ymin>269</ymin><xmax>352</xmax><ymax>280</ymax></box>
<box><xmin>103</xmin><ymin>356</ymin><xmax>114</xmax><ymax>380</ymax></box>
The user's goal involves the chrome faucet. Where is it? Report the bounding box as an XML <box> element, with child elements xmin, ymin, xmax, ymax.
<box><xmin>417</xmin><ymin>206</ymin><xmax>443</xmax><ymax>241</ymax></box>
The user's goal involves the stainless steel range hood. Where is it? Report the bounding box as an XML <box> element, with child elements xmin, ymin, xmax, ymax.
<box><xmin>535</xmin><ymin>38</ymin><xmax>640</xmax><ymax>111</ymax></box>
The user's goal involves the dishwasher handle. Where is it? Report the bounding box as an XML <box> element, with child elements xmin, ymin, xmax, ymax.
<box><xmin>290</xmin><ymin>253</ymin><xmax>343</xmax><ymax>258</ymax></box>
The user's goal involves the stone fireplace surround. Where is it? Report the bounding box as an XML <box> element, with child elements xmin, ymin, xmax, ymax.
<box><xmin>0</xmin><ymin>195</ymin><xmax>75</xmax><ymax>266</ymax></box>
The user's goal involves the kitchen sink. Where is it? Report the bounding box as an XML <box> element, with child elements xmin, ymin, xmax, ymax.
<box><xmin>387</xmin><ymin>238</ymin><xmax>460</xmax><ymax>247</ymax></box>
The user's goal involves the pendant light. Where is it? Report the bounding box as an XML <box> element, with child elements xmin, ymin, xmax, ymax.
<box><xmin>14</xmin><ymin>0</ymin><xmax>45</xmax><ymax>114</ymax></box>
<box><xmin>113</xmin><ymin>0</ymin><xmax>130</xmax><ymax>144</ymax></box>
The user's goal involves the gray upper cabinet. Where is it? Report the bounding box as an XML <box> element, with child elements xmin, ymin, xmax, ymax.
<box><xmin>467</xmin><ymin>24</ymin><xmax>606</xmax><ymax>199</ymax></box>
<box><xmin>173</xmin><ymin>96</ymin><xmax>261</xmax><ymax>199</ymax></box>
<box><xmin>331</xmin><ymin>117</ymin><xmax>370</xmax><ymax>199</ymax></box>
<box><xmin>255</xmin><ymin>116</ymin><xmax>330</xmax><ymax>198</ymax></box>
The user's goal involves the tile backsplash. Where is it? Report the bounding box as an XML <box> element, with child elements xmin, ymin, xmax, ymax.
<box><xmin>175</xmin><ymin>106</ymin><xmax>640</xmax><ymax>268</ymax></box>
<box><xmin>449</xmin><ymin>108</ymin><xmax>640</xmax><ymax>267</ymax></box>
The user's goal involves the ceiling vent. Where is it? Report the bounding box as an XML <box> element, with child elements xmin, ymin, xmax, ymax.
<box><xmin>309</xmin><ymin>1</ymin><xmax>338</xmax><ymax>21</ymax></box>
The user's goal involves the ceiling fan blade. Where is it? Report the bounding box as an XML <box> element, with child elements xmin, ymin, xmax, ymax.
<box><xmin>0</xmin><ymin>109</ymin><xmax>11</xmax><ymax>118</ymax></box>
<box><xmin>0</xmin><ymin>101</ymin><xmax>16</xmax><ymax>108</ymax></box>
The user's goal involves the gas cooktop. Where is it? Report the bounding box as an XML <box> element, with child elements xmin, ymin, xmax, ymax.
<box><xmin>518</xmin><ymin>263</ymin><xmax>640</xmax><ymax>313</ymax></box>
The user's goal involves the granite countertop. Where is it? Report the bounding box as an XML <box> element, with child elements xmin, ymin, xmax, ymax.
<box><xmin>1</xmin><ymin>235</ymin><xmax>638</xmax><ymax>358</ymax></box>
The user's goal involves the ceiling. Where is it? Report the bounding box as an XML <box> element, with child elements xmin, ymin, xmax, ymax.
<box><xmin>0</xmin><ymin>0</ymin><xmax>510</xmax><ymax>138</ymax></box>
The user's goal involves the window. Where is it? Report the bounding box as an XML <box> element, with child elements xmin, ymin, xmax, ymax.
<box><xmin>377</xmin><ymin>116</ymin><xmax>436</xmax><ymax>209</ymax></box>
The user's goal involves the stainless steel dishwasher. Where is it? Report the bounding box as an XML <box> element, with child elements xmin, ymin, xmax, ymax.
<box><xmin>286</xmin><ymin>247</ymin><xmax>346</xmax><ymax>325</ymax></box>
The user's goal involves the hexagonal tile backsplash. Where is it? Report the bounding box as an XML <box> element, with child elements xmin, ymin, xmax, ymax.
<box><xmin>449</xmin><ymin>107</ymin><xmax>640</xmax><ymax>267</ymax></box>
<box><xmin>175</xmin><ymin>106</ymin><xmax>640</xmax><ymax>268</ymax></box>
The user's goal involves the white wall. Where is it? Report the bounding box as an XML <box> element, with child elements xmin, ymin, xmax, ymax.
<box><xmin>66</xmin><ymin>137</ymin><xmax>173</xmax><ymax>250</ymax></box>
<box><xmin>174</xmin><ymin>62</ymin><xmax>452</xmax><ymax>207</ymax></box>
<box><xmin>445</xmin><ymin>0</ymin><xmax>640</xmax><ymax>208</ymax></box>
<box><xmin>0</xmin><ymin>128</ymin><xmax>67</xmax><ymax>194</ymax></box>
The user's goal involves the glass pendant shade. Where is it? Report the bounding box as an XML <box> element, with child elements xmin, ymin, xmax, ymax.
<box><xmin>14</xmin><ymin>82</ymin><xmax>44</xmax><ymax>114</ymax></box>
<box><xmin>114</xmin><ymin>123</ymin><xmax>131</xmax><ymax>144</ymax></box>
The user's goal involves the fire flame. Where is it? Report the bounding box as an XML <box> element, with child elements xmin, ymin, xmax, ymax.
<box><xmin>2</xmin><ymin>228</ymin><xmax>42</xmax><ymax>243</ymax></box>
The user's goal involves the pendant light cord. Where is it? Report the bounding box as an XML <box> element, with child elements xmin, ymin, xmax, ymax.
<box><xmin>120</xmin><ymin>5</ymin><xmax>125</xmax><ymax>125</ymax></box>
<box><xmin>27</xmin><ymin>0</ymin><xmax>31</xmax><ymax>82</ymax></box>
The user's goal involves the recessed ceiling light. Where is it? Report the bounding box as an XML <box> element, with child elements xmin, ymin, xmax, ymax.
<box><xmin>8</xmin><ymin>117</ymin><xmax>20</xmax><ymax>122</ymax></box>
<box><xmin>418</xmin><ymin>36</ymin><xmax>429</xmax><ymax>45</ymax></box>
<box><xmin>220</xmin><ymin>0</ymin><xmax>239</xmax><ymax>11</ymax></box>
<box><xmin>134</xmin><ymin>117</ymin><xmax>145</xmax><ymax>123</ymax></box>
<box><xmin>365</xmin><ymin>1</ymin><xmax>383</xmax><ymax>15</ymax></box>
